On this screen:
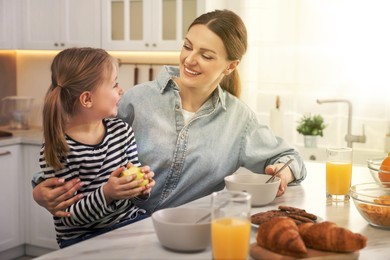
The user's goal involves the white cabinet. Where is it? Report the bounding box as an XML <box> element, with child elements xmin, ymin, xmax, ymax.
<box><xmin>0</xmin><ymin>0</ymin><xmax>21</xmax><ymax>49</ymax></box>
<box><xmin>102</xmin><ymin>0</ymin><xmax>205</xmax><ymax>51</ymax></box>
<box><xmin>22</xmin><ymin>0</ymin><xmax>101</xmax><ymax>50</ymax></box>
<box><xmin>22</xmin><ymin>144</ymin><xmax>58</xmax><ymax>252</ymax></box>
<box><xmin>0</xmin><ymin>145</ymin><xmax>23</xmax><ymax>252</ymax></box>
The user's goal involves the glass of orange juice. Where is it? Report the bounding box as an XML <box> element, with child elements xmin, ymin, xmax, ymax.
<box><xmin>211</xmin><ymin>191</ymin><xmax>251</xmax><ymax>260</ymax></box>
<box><xmin>326</xmin><ymin>147</ymin><xmax>353</xmax><ymax>203</ymax></box>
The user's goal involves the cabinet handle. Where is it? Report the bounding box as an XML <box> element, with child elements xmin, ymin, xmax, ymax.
<box><xmin>54</xmin><ymin>43</ymin><xmax>58</xmax><ymax>47</ymax></box>
<box><xmin>0</xmin><ymin>151</ymin><xmax>11</xmax><ymax>156</ymax></box>
<box><xmin>145</xmin><ymin>43</ymin><xmax>149</xmax><ymax>47</ymax></box>
<box><xmin>152</xmin><ymin>43</ymin><xmax>156</xmax><ymax>47</ymax></box>
<box><xmin>60</xmin><ymin>43</ymin><xmax>65</xmax><ymax>47</ymax></box>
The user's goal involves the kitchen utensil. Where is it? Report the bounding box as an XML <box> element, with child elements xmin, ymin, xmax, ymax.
<box><xmin>350</xmin><ymin>182</ymin><xmax>390</xmax><ymax>229</ymax></box>
<box><xmin>149</xmin><ymin>65</ymin><xmax>153</xmax><ymax>81</ymax></box>
<box><xmin>1</xmin><ymin>96</ymin><xmax>34</xmax><ymax>130</ymax></box>
<box><xmin>195</xmin><ymin>193</ymin><xmax>241</xmax><ymax>224</ymax></box>
<box><xmin>225</xmin><ymin>174</ymin><xmax>280</xmax><ymax>206</ymax></box>
<box><xmin>265</xmin><ymin>158</ymin><xmax>294</xmax><ymax>183</ymax></box>
<box><xmin>134</xmin><ymin>65</ymin><xmax>139</xmax><ymax>85</ymax></box>
<box><xmin>367</xmin><ymin>156</ymin><xmax>390</xmax><ymax>184</ymax></box>
<box><xmin>152</xmin><ymin>207</ymin><xmax>211</xmax><ymax>252</ymax></box>
<box><xmin>0</xmin><ymin>130</ymin><xmax>12</xmax><ymax>137</ymax></box>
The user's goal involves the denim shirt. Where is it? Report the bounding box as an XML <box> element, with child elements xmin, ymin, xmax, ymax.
<box><xmin>118</xmin><ymin>66</ymin><xmax>306</xmax><ymax>214</ymax></box>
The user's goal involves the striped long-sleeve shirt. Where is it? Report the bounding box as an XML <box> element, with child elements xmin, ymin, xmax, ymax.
<box><xmin>39</xmin><ymin>118</ymin><xmax>146</xmax><ymax>244</ymax></box>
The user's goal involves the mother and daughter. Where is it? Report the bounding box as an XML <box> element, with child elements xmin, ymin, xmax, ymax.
<box><xmin>33</xmin><ymin>9</ymin><xmax>307</xmax><ymax>248</ymax></box>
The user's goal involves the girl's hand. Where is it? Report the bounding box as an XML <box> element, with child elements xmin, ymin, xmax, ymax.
<box><xmin>139</xmin><ymin>165</ymin><xmax>155</xmax><ymax>195</ymax></box>
<box><xmin>265</xmin><ymin>163</ymin><xmax>294</xmax><ymax>197</ymax></box>
<box><xmin>103</xmin><ymin>166</ymin><xmax>146</xmax><ymax>204</ymax></box>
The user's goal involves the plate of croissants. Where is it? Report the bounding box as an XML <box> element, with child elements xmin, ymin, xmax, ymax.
<box><xmin>250</xmin><ymin>206</ymin><xmax>367</xmax><ymax>259</ymax></box>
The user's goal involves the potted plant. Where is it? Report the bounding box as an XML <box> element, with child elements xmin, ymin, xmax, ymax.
<box><xmin>296</xmin><ymin>114</ymin><xmax>326</xmax><ymax>148</ymax></box>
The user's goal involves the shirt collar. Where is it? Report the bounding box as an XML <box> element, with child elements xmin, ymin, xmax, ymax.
<box><xmin>157</xmin><ymin>65</ymin><xmax>227</xmax><ymax>111</ymax></box>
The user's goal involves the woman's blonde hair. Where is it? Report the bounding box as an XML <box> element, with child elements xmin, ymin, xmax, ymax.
<box><xmin>188</xmin><ymin>9</ymin><xmax>247</xmax><ymax>97</ymax></box>
<box><xmin>43</xmin><ymin>47</ymin><xmax>117</xmax><ymax>169</ymax></box>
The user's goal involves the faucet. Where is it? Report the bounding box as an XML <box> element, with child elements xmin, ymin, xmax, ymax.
<box><xmin>316</xmin><ymin>99</ymin><xmax>366</xmax><ymax>148</ymax></box>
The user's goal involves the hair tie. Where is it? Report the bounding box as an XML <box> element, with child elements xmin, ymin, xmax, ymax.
<box><xmin>57</xmin><ymin>84</ymin><xmax>63</xmax><ymax>89</ymax></box>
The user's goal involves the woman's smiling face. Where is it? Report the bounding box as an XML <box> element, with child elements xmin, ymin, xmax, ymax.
<box><xmin>179</xmin><ymin>24</ymin><xmax>237</xmax><ymax>92</ymax></box>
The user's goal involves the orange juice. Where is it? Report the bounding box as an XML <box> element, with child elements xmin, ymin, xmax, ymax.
<box><xmin>211</xmin><ymin>217</ymin><xmax>251</xmax><ymax>260</ymax></box>
<box><xmin>326</xmin><ymin>162</ymin><xmax>352</xmax><ymax>195</ymax></box>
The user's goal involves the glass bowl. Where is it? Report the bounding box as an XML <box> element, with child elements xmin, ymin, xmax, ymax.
<box><xmin>367</xmin><ymin>158</ymin><xmax>390</xmax><ymax>184</ymax></box>
<box><xmin>350</xmin><ymin>182</ymin><xmax>390</xmax><ymax>229</ymax></box>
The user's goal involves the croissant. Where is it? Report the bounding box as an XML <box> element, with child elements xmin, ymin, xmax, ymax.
<box><xmin>256</xmin><ymin>216</ymin><xmax>308</xmax><ymax>257</ymax></box>
<box><xmin>298</xmin><ymin>221</ymin><xmax>367</xmax><ymax>252</ymax></box>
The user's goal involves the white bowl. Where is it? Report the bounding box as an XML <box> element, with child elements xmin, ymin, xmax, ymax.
<box><xmin>224</xmin><ymin>173</ymin><xmax>280</xmax><ymax>206</ymax></box>
<box><xmin>151</xmin><ymin>207</ymin><xmax>211</xmax><ymax>252</ymax></box>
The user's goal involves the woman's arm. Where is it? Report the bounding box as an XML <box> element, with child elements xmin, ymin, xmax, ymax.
<box><xmin>32</xmin><ymin>177</ymin><xmax>84</xmax><ymax>217</ymax></box>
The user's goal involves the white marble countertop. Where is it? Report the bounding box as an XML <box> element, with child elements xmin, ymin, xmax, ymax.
<box><xmin>0</xmin><ymin>126</ymin><xmax>42</xmax><ymax>146</ymax></box>
<box><xmin>35</xmin><ymin>162</ymin><xmax>389</xmax><ymax>259</ymax></box>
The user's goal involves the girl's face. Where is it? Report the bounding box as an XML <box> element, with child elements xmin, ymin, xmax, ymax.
<box><xmin>179</xmin><ymin>24</ymin><xmax>238</xmax><ymax>92</ymax></box>
<box><xmin>91</xmin><ymin>64</ymin><xmax>123</xmax><ymax>119</ymax></box>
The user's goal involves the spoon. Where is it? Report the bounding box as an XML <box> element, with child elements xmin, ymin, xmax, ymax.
<box><xmin>265</xmin><ymin>158</ymin><xmax>294</xmax><ymax>183</ymax></box>
<box><xmin>195</xmin><ymin>193</ymin><xmax>241</xmax><ymax>224</ymax></box>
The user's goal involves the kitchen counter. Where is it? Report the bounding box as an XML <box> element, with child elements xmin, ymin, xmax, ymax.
<box><xmin>34</xmin><ymin>162</ymin><xmax>389</xmax><ymax>259</ymax></box>
<box><xmin>0</xmin><ymin>126</ymin><xmax>42</xmax><ymax>146</ymax></box>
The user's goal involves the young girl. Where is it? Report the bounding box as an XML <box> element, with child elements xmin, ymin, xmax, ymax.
<box><xmin>39</xmin><ymin>47</ymin><xmax>155</xmax><ymax>248</ymax></box>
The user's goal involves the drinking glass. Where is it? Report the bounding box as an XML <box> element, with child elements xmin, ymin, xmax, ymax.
<box><xmin>211</xmin><ymin>190</ymin><xmax>251</xmax><ymax>260</ymax></box>
<box><xmin>326</xmin><ymin>147</ymin><xmax>353</xmax><ymax>203</ymax></box>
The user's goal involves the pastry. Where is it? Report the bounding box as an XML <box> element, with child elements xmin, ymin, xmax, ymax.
<box><xmin>298</xmin><ymin>221</ymin><xmax>367</xmax><ymax>252</ymax></box>
<box><xmin>256</xmin><ymin>216</ymin><xmax>308</xmax><ymax>257</ymax></box>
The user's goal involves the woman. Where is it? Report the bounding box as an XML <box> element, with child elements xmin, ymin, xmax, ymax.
<box><xmin>33</xmin><ymin>9</ymin><xmax>306</xmax><ymax>217</ymax></box>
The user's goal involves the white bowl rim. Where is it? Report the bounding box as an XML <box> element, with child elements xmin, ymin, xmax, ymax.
<box><xmin>367</xmin><ymin>158</ymin><xmax>390</xmax><ymax>174</ymax></box>
<box><xmin>152</xmin><ymin>207</ymin><xmax>211</xmax><ymax>226</ymax></box>
<box><xmin>350</xmin><ymin>182</ymin><xmax>390</xmax><ymax>204</ymax></box>
<box><xmin>224</xmin><ymin>174</ymin><xmax>281</xmax><ymax>185</ymax></box>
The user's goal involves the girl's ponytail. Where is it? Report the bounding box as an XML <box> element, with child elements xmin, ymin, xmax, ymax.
<box><xmin>42</xmin><ymin>85</ymin><xmax>68</xmax><ymax>170</ymax></box>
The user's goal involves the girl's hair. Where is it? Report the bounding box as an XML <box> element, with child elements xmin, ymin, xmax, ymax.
<box><xmin>43</xmin><ymin>47</ymin><xmax>117</xmax><ymax>169</ymax></box>
<box><xmin>188</xmin><ymin>9</ymin><xmax>247</xmax><ymax>97</ymax></box>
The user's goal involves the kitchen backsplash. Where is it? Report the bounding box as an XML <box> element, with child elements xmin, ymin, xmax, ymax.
<box><xmin>0</xmin><ymin>51</ymin><xmax>17</xmax><ymax>116</ymax></box>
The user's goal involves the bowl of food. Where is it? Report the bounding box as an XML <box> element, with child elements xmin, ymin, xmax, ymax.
<box><xmin>224</xmin><ymin>173</ymin><xmax>280</xmax><ymax>206</ymax></box>
<box><xmin>350</xmin><ymin>182</ymin><xmax>390</xmax><ymax>229</ymax></box>
<box><xmin>367</xmin><ymin>153</ymin><xmax>390</xmax><ymax>184</ymax></box>
<box><xmin>151</xmin><ymin>207</ymin><xmax>211</xmax><ymax>252</ymax></box>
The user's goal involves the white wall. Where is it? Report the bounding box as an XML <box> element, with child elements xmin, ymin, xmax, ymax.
<box><xmin>207</xmin><ymin>0</ymin><xmax>390</xmax><ymax>153</ymax></box>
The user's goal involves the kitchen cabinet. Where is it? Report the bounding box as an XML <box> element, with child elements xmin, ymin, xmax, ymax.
<box><xmin>0</xmin><ymin>145</ymin><xmax>23</xmax><ymax>254</ymax></box>
<box><xmin>22</xmin><ymin>144</ymin><xmax>58</xmax><ymax>254</ymax></box>
<box><xmin>102</xmin><ymin>0</ymin><xmax>205</xmax><ymax>51</ymax></box>
<box><xmin>22</xmin><ymin>0</ymin><xmax>101</xmax><ymax>50</ymax></box>
<box><xmin>0</xmin><ymin>0</ymin><xmax>21</xmax><ymax>49</ymax></box>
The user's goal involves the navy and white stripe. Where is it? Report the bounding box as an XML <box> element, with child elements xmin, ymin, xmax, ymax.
<box><xmin>39</xmin><ymin>118</ymin><xmax>145</xmax><ymax>244</ymax></box>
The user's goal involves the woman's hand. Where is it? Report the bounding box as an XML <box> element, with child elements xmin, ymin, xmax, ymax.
<box><xmin>32</xmin><ymin>178</ymin><xmax>84</xmax><ymax>217</ymax></box>
<box><xmin>265</xmin><ymin>163</ymin><xmax>295</xmax><ymax>197</ymax></box>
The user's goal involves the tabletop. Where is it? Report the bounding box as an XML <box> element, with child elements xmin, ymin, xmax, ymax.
<box><xmin>35</xmin><ymin>162</ymin><xmax>390</xmax><ymax>259</ymax></box>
